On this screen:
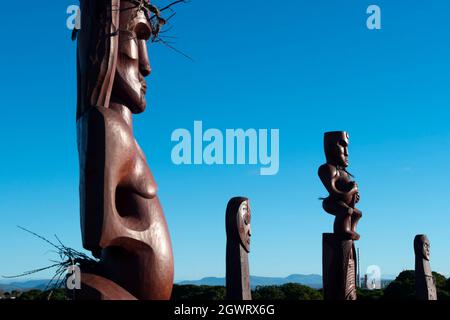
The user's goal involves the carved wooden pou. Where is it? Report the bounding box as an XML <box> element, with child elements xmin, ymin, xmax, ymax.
<box><xmin>76</xmin><ymin>0</ymin><xmax>174</xmax><ymax>300</ymax></box>
<box><xmin>414</xmin><ymin>235</ymin><xmax>437</xmax><ymax>300</ymax></box>
<box><xmin>319</xmin><ymin>132</ymin><xmax>360</xmax><ymax>300</ymax></box>
<box><xmin>226</xmin><ymin>197</ymin><xmax>252</xmax><ymax>300</ymax></box>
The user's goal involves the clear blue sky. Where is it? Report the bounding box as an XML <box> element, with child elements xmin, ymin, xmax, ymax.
<box><xmin>0</xmin><ymin>0</ymin><xmax>450</xmax><ymax>282</ymax></box>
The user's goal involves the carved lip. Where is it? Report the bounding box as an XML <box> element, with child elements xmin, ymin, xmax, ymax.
<box><xmin>141</xmin><ymin>81</ymin><xmax>147</xmax><ymax>94</ymax></box>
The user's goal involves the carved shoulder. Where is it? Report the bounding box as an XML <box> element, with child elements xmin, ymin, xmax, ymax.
<box><xmin>318</xmin><ymin>164</ymin><xmax>337</xmax><ymax>180</ymax></box>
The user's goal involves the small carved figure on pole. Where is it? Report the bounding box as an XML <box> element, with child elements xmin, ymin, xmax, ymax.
<box><xmin>226</xmin><ymin>197</ymin><xmax>252</xmax><ymax>300</ymax></box>
<box><xmin>414</xmin><ymin>235</ymin><xmax>437</xmax><ymax>300</ymax></box>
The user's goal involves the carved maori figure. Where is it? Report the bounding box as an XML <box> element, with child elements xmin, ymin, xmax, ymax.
<box><xmin>226</xmin><ymin>197</ymin><xmax>252</xmax><ymax>300</ymax></box>
<box><xmin>319</xmin><ymin>131</ymin><xmax>360</xmax><ymax>300</ymax></box>
<box><xmin>414</xmin><ymin>235</ymin><xmax>437</xmax><ymax>300</ymax></box>
<box><xmin>319</xmin><ymin>131</ymin><xmax>362</xmax><ymax>241</ymax></box>
<box><xmin>76</xmin><ymin>0</ymin><xmax>173</xmax><ymax>299</ymax></box>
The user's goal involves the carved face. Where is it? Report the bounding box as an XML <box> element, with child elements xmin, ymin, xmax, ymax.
<box><xmin>111</xmin><ymin>1</ymin><xmax>152</xmax><ymax>114</ymax></box>
<box><xmin>421</xmin><ymin>237</ymin><xmax>431</xmax><ymax>261</ymax></box>
<box><xmin>414</xmin><ymin>235</ymin><xmax>431</xmax><ymax>261</ymax></box>
<box><xmin>324</xmin><ymin>131</ymin><xmax>349</xmax><ymax>168</ymax></box>
<box><xmin>237</xmin><ymin>200</ymin><xmax>251</xmax><ymax>253</ymax></box>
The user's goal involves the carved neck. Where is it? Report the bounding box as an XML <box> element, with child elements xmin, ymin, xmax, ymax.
<box><xmin>226</xmin><ymin>240</ymin><xmax>251</xmax><ymax>300</ymax></box>
<box><xmin>110</xmin><ymin>103</ymin><xmax>133</xmax><ymax>129</ymax></box>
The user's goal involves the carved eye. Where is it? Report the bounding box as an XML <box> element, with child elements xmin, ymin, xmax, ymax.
<box><xmin>338</xmin><ymin>140</ymin><xmax>348</xmax><ymax>148</ymax></box>
<box><xmin>244</xmin><ymin>213</ymin><xmax>250</xmax><ymax>225</ymax></box>
<box><xmin>119</xmin><ymin>30</ymin><xmax>139</xmax><ymax>60</ymax></box>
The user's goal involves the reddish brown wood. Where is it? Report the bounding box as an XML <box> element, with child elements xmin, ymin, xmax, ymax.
<box><xmin>319</xmin><ymin>132</ymin><xmax>360</xmax><ymax>300</ymax></box>
<box><xmin>76</xmin><ymin>273</ymin><xmax>138</xmax><ymax>300</ymax></box>
<box><xmin>76</xmin><ymin>0</ymin><xmax>173</xmax><ymax>300</ymax></box>
<box><xmin>414</xmin><ymin>235</ymin><xmax>437</xmax><ymax>300</ymax></box>
<box><xmin>226</xmin><ymin>197</ymin><xmax>252</xmax><ymax>300</ymax></box>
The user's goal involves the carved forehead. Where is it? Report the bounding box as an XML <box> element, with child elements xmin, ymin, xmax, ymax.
<box><xmin>414</xmin><ymin>235</ymin><xmax>429</xmax><ymax>250</ymax></box>
<box><xmin>324</xmin><ymin>131</ymin><xmax>349</xmax><ymax>145</ymax></box>
<box><xmin>238</xmin><ymin>200</ymin><xmax>251</xmax><ymax>219</ymax></box>
<box><xmin>239</xmin><ymin>200</ymin><xmax>249</xmax><ymax>211</ymax></box>
<box><xmin>226</xmin><ymin>197</ymin><xmax>249</xmax><ymax>231</ymax></box>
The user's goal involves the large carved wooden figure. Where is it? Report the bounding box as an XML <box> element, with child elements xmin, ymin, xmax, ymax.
<box><xmin>76</xmin><ymin>0</ymin><xmax>174</xmax><ymax>300</ymax></box>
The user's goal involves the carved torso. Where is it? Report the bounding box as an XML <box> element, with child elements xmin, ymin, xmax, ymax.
<box><xmin>78</xmin><ymin>105</ymin><xmax>174</xmax><ymax>299</ymax></box>
<box><xmin>322</xmin><ymin>165</ymin><xmax>356</xmax><ymax>205</ymax></box>
<box><xmin>416</xmin><ymin>263</ymin><xmax>437</xmax><ymax>300</ymax></box>
<box><xmin>415</xmin><ymin>257</ymin><xmax>437</xmax><ymax>300</ymax></box>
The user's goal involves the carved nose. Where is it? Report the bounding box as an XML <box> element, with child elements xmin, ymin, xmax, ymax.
<box><xmin>138</xmin><ymin>40</ymin><xmax>151</xmax><ymax>77</ymax></box>
<box><xmin>140</xmin><ymin>61</ymin><xmax>151</xmax><ymax>77</ymax></box>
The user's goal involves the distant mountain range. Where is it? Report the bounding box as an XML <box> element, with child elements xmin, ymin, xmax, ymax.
<box><xmin>0</xmin><ymin>273</ymin><xmax>403</xmax><ymax>292</ymax></box>
<box><xmin>0</xmin><ymin>275</ymin><xmax>324</xmax><ymax>291</ymax></box>
<box><xmin>177</xmin><ymin>274</ymin><xmax>324</xmax><ymax>289</ymax></box>
<box><xmin>0</xmin><ymin>279</ymin><xmax>50</xmax><ymax>292</ymax></box>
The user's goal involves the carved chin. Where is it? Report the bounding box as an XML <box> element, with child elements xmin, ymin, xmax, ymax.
<box><xmin>111</xmin><ymin>73</ymin><xmax>147</xmax><ymax>113</ymax></box>
<box><xmin>339</xmin><ymin>159</ymin><xmax>348</xmax><ymax>167</ymax></box>
<box><xmin>132</xmin><ymin>92</ymin><xmax>147</xmax><ymax>114</ymax></box>
<box><xmin>121</xmin><ymin>86</ymin><xmax>147</xmax><ymax>114</ymax></box>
